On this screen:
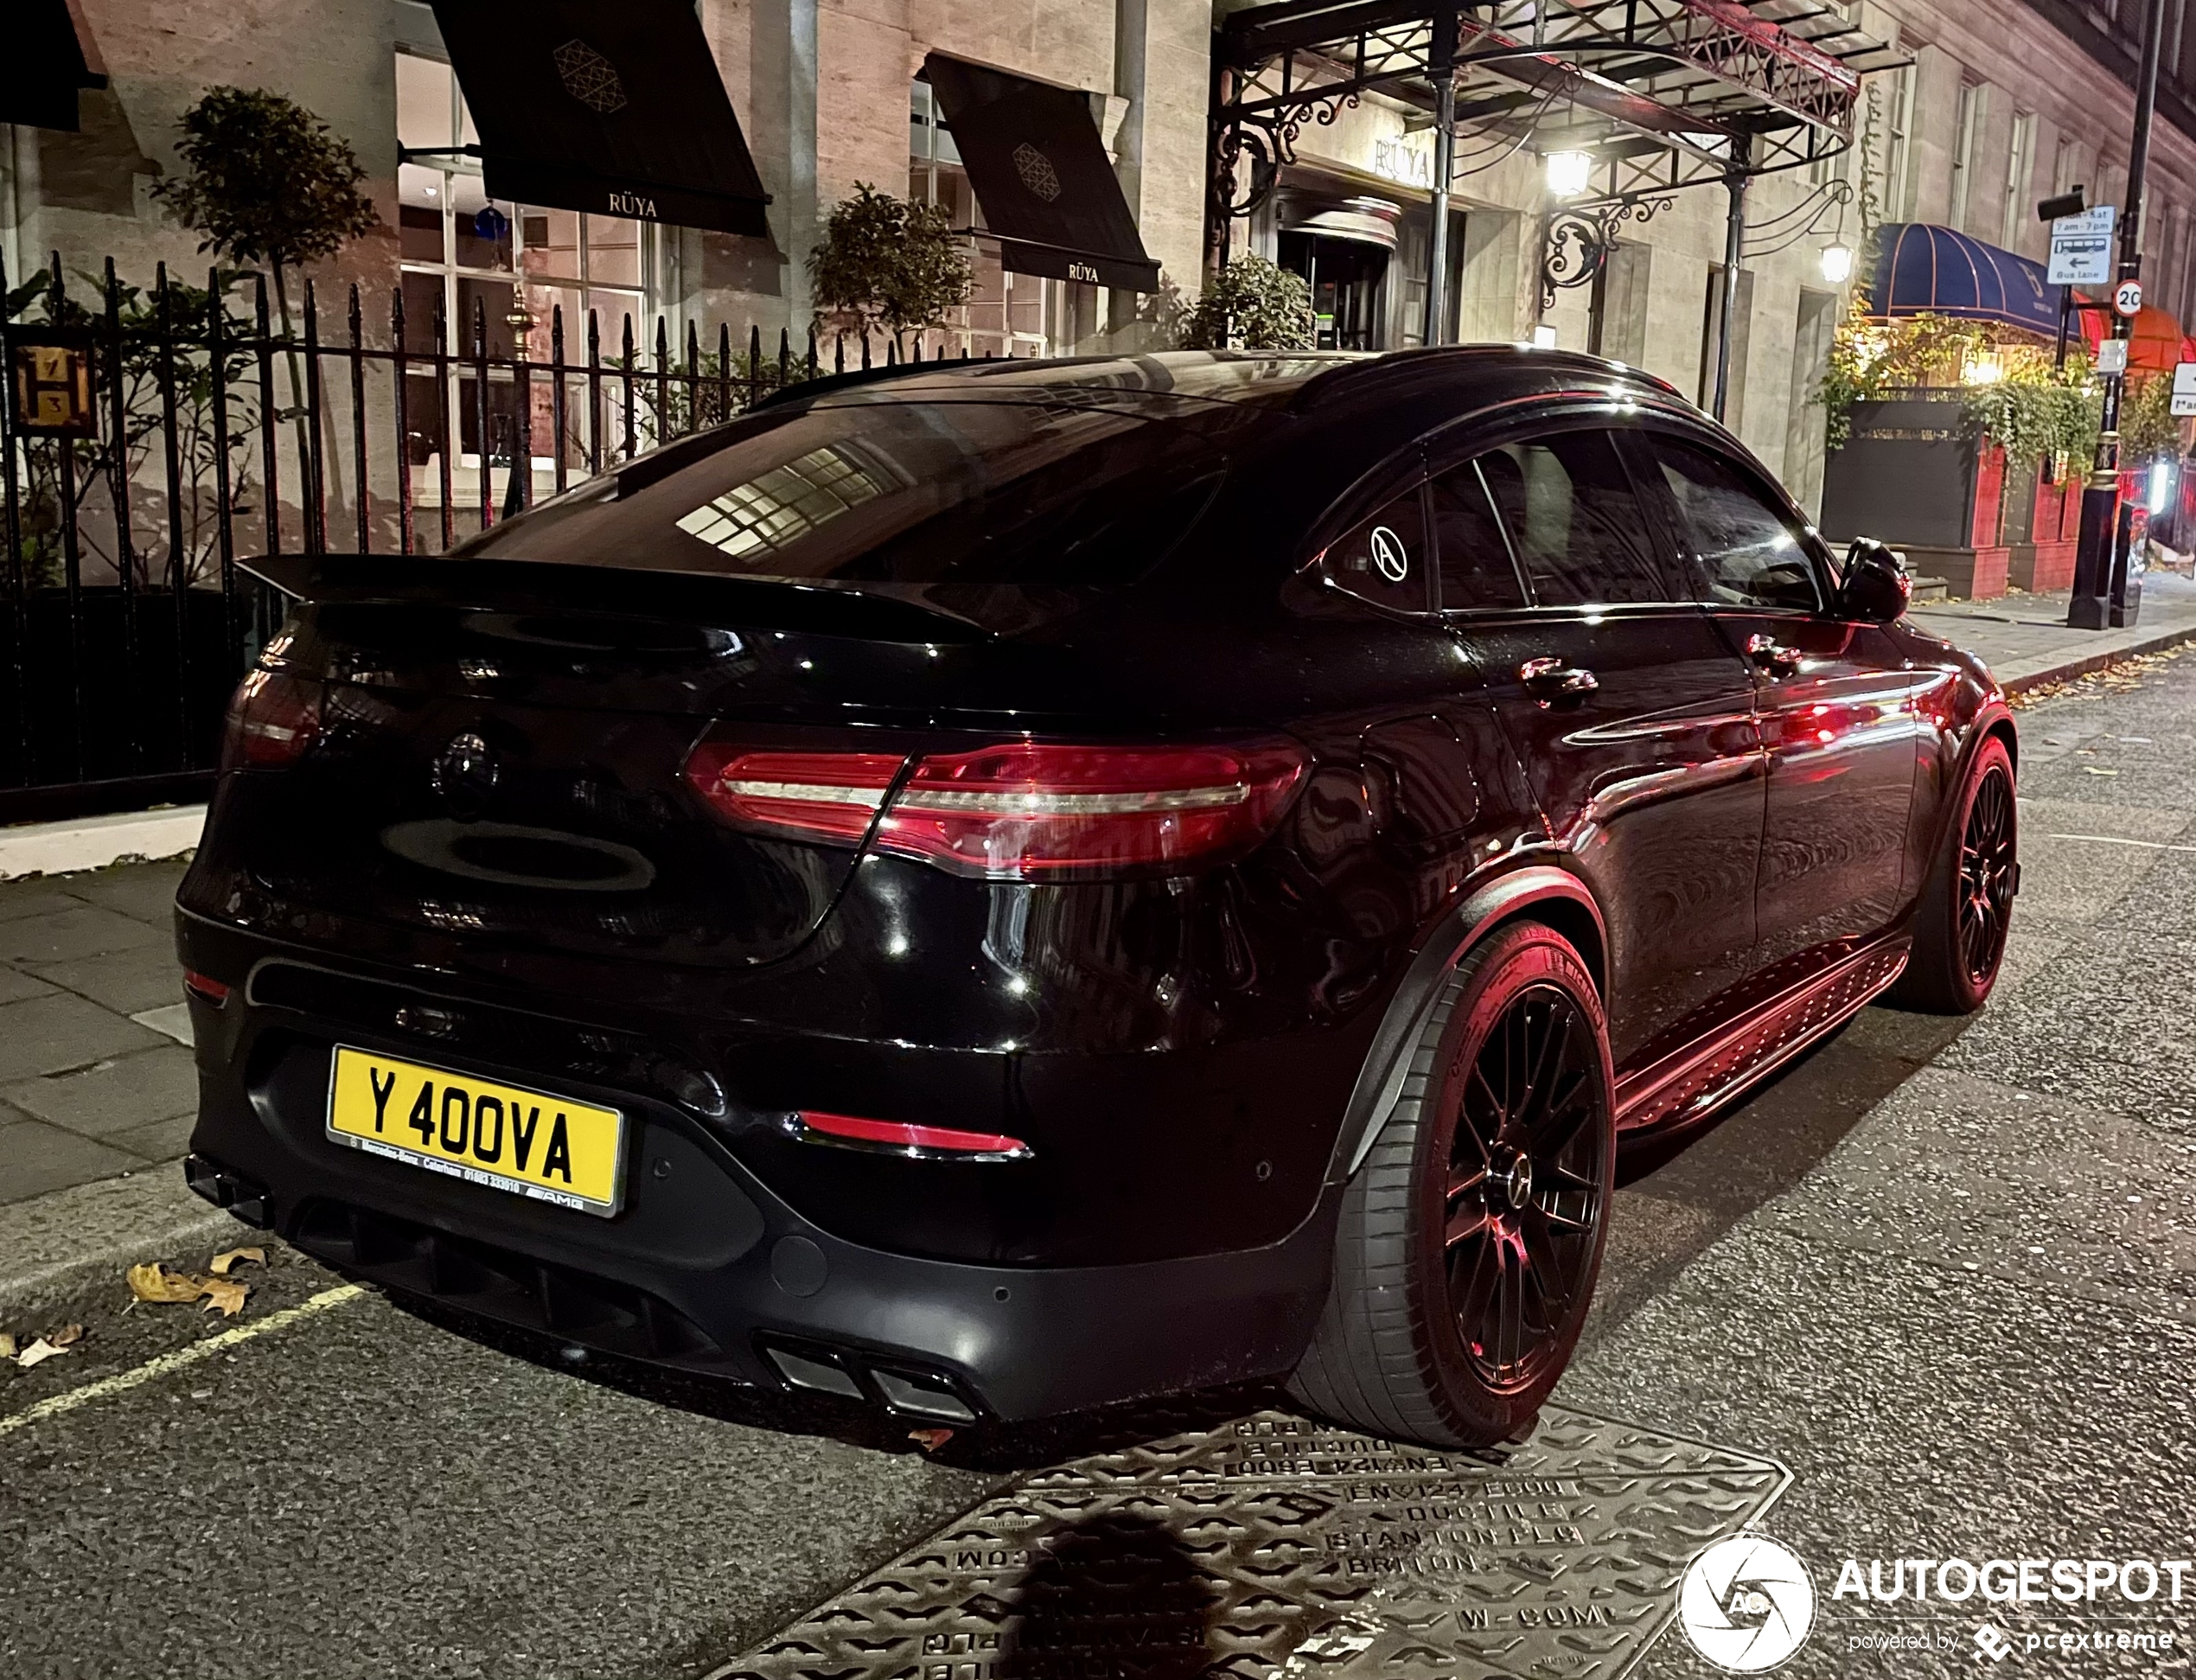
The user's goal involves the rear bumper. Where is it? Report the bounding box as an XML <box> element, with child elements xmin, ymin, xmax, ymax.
<box><xmin>180</xmin><ymin>993</ymin><xmax>1339</xmax><ymax>1423</ymax></box>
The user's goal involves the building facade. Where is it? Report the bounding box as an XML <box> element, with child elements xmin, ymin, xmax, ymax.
<box><xmin>7</xmin><ymin>0</ymin><xmax>2196</xmax><ymax>517</ymax></box>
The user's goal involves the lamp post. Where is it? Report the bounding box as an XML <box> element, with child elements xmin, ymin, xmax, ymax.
<box><xmin>2070</xmin><ymin>0</ymin><xmax>2171</xmax><ymax>629</ymax></box>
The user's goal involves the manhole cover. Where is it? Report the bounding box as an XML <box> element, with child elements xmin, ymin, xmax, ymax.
<box><xmin>718</xmin><ymin>1405</ymin><xmax>1790</xmax><ymax>1680</ymax></box>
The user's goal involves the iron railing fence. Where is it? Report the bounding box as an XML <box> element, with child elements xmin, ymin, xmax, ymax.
<box><xmin>1</xmin><ymin>252</ymin><xmax>974</xmax><ymax>823</ymax></box>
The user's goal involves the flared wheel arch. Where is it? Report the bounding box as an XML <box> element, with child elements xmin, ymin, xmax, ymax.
<box><xmin>1325</xmin><ymin>865</ymin><xmax>1608</xmax><ymax>1188</ymax></box>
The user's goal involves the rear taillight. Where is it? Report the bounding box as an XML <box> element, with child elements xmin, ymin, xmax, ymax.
<box><xmin>878</xmin><ymin>741</ymin><xmax>1305</xmax><ymax>876</ymax></box>
<box><xmin>682</xmin><ymin>735</ymin><xmax>1305</xmax><ymax>878</ymax></box>
<box><xmin>682</xmin><ymin>747</ymin><xmax>907</xmax><ymax>843</ymax></box>
<box><xmin>222</xmin><ymin>670</ymin><xmax>323</xmax><ymax>768</ymax></box>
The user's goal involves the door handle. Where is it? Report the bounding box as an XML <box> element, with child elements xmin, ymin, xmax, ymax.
<box><xmin>1518</xmin><ymin>655</ymin><xmax>1599</xmax><ymax>705</ymax></box>
<box><xmin>1745</xmin><ymin>633</ymin><xmax>1802</xmax><ymax>676</ymax></box>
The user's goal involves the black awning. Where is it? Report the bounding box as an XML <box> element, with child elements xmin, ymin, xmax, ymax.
<box><xmin>2</xmin><ymin>0</ymin><xmax>107</xmax><ymax>132</ymax></box>
<box><xmin>428</xmin><ymin>0</ymin><xmax>770</xmax><ymax>238</ymax></box>
<box><xmin>921</xmin><ymin>54</ymin><xmax>1160</xmax><ymax>294</ymax></box>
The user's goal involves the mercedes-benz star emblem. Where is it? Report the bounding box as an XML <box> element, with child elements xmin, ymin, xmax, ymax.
<box><xmin>431</xmin><ymin>731</ymin><xmax>500</xmax><ymax>821</ymax></box>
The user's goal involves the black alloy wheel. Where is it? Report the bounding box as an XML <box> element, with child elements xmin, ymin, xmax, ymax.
<box><xmin>1957</xmin><ymin>762</ymin><xmax>2016</xmax><ymax>985</ymax></box>
<box><xmin>1441</xmin><ymin>985</ymin><xmax>1608</xmax><ymax>1392</ymax></box>
<box><xmin>1290</xmin><ymin>920</ymin><xmax>1616</xmax><ymax>1448</ymax></box>
<box><xmin>1888</xmin><ymin>733</ymin><xmax>2018</xmax><ymax>1015</ymax></box>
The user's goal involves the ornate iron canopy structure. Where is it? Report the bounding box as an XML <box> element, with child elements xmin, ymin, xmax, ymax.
<box><xmin>1210</xmin><ymin>0</ymin><xmax>1905</xmax><ymax>398</ymax></box>
<box><xmin>1214</xmin><ymin>0</ymin><xmax>1902</xmax><ymax>227</ymax></box>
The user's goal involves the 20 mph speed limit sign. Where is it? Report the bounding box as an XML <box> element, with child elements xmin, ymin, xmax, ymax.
<box><xmin>2115</xmin><ymin>278</ymin><xmax>2145</xmax><ymax>316</ymax></box>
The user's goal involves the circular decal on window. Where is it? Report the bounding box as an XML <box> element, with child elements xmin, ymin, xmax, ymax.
<box><xmin>1369</xmin><ymin>525</ymin><xmax>1410</xmax><ymax>584</ymax></box>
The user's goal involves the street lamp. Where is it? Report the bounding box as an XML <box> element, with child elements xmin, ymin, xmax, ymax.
<box><xmin>1544</xmin><ymin>150</ymin><xmax>1593</xmax><ymax>199</ymax></box>
<box><xmin>1820</xmin><ymin>243</ymin><xmax>1854</xmax><ymax>284</ymax></box>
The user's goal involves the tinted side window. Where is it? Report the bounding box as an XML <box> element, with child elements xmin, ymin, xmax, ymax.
<box><xmin>1475</xmin><ymin>431</ymin><xmax>1674</xmax><ymax>606</ymax></box>
<box><xmin>1427</xmin><ymin>460</ymin><xmax>1529</xmax><ymax>611</ymax></box>
<box><xmin>1321</xmin><ymin>486</ymin><xmax>1432</xmax><ymax>612</ymax></box>
<box><xmin>1650</xmin><ymin>437</ymin><xmax>1822</xmax><ymax>611</ymax></box>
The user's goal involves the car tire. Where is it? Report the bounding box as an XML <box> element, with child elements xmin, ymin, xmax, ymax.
<box><xmin>1888</xmin><ymin>735</ymin><xmax>2017</xmax><ymax>1016</ymax></box>
<box><xmin>1288</xmin><ymin>919</ymin><xmax>1616</xmax><ymax>1449</ymax></box>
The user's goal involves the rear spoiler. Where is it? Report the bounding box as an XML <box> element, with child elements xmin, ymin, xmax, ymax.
<box><xmin>236</xmin><ymin>553</ymin><xmax>995</xmax><ymax>642</ymax></box>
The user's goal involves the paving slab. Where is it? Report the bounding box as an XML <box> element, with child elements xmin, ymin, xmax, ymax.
<box><xmin>1</xmin><ymin>1044</ymin><xmax>201</xmax><ymax>1138</ymax></box>
<box><xmin>0</xmin><ymin>902</ymin><xmax>165</xmax><ymax>966</ymax></box>
<box><xmin>22</xmin><ymin>945</ymin><xmax>187</xmax><ymax>1015</ymax></box>
<box><xmin>0</xmin><ymin>990</ymin><xmax>168</xmax><ymax>1083</ymax></box>
<box><xmin>0</xmin><ymin>1114</ymin><xmax>144</xmax><ymax>1208</ymax></box>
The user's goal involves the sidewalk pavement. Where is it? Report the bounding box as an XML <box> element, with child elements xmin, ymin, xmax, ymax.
<box><xmin>1906</xmin><ymin>567</ymin><xmax>2196</xmax><ymax>694</ymax></box>
<box><xmin>0</xmin><ymin>859</ymin><xmax>196</xmax><ymax>1208</ymax></box>
<box><xmin>4</xmin><ymin>578</ymin><xmax>2196</xmax><ymax>1214</ymax></box>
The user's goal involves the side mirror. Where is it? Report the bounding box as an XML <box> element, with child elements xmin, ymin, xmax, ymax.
<box><xmin>1834</xmin><ymin>537</ymin><xmax>1910</xmax><ymax>623</ymax></box>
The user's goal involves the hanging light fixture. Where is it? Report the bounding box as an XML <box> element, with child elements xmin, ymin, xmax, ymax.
<box><xmin>1820</xmin><ymin>243</ymin><xmax>1854</xmax><ymax>284</ymax></box>
<box><xmin>1531</xmin><ymin>323</ymin><xmax>1558</xmax><ymax>349</ymax></box>
<box><xmin>1544</xmin><ymin>151</ymin><xmax>1593</xmax><ymax>199</ymax></box>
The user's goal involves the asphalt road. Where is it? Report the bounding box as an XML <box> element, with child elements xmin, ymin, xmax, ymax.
<box><xmin>3</xmin><ymin>651</ymin><xmax>2193</xmax><ymax>1680</ymax></box>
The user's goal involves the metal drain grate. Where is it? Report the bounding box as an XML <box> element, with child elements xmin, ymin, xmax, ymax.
<box><xmin>716</xmin><ymin>1404</ymin><xmax>1791</xmax><ymax>1680</ymax></box>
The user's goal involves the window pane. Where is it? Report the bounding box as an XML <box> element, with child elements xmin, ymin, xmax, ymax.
<box><xmin>1323</xmin><ymin>488</ymin><xmax>1430</xmax><ymax>612</ymax></box>
<box><xmin>447</xmin><ymin>400</ymin><xmax>1236</xmax><ymax>596</ymax></box>
<box><xmin>584</xmin><ymin>215</ymin><xmax>644</xmax><ymax>288</ymax></box>
<box><xmin>1428</xmin><ymin>460</ymin><xmax>1526</xmax><ymax>611</ymax></box>
<box><xmin>1476</xmin><ymin>431</ymin><xmax>1670</xmax><ymax>606</ymax></box>
<box><xmin>1650</xmin><ymin>438</ymin><xmax>1822</xmax><ymax>611</ymax></box>
<box><xmin>395</xmin><ymin>54</ymin><xmax>456</xmax><ymax>150</ymax></box>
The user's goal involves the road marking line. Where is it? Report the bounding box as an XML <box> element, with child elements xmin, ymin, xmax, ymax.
<box><xmin>2043</xmin><ymin>832</ymin><xmax>2196</xmax><ymax>853</ymax></box>
<box><xmin>0</xmin><ymin>1284</ymin><xmax>364</xmax><ymax>1440</ymax></box>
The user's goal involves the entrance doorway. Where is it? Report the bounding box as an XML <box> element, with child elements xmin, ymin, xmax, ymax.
<box><xmin>1280</xmin><ymin>233</ymin><xmax>1388</xmax><ymax>348</ymax></box>
<box><xmin>1276</xmin><ymin>195</ymin><xmax>1402</xmax><ymax>350</ymax></box>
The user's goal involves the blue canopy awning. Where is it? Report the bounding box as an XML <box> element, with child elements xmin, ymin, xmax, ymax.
<box><xmin>1869</xmin><ymin>223</ymin><xmax>2062</xmax><ymax>337</ymax></box>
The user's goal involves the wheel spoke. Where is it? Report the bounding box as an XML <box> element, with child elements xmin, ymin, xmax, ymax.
<box><xmin>1445</xmin><ymin>1200</ymin><xmax>1492</xmax><ymax>1249</ymax></box>
<box><xmin>1516</xmin><ymin>1206</ymin><xmax>1571</xmax><ymax>1312</ymax></box>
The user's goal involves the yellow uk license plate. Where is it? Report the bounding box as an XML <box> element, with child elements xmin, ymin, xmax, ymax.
<box><xmin>325</xmin><ymin>1045</ymin><xmax>625</xmax><ymax>1216</ymax></box>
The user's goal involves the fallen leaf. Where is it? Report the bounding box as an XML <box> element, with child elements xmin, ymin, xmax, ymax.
<box><xmin>16</xmin><ymin>1339</ymin><xmax>70</xmax><ymax>1370</ymax></box>
<box><xmin>0</xmin><ymin>1332</ymin><xmax>16</xmax><ymax>1360</ymax></box>
<box><xmin>128</xmin><ymin>1262</ymin><xmax>208</xmax><ymax>1304</ymax></box>
<box><xmin>45</xmin><ymin>1323</ymin><xmax>83</xmax><ymax>1347</ymax></box>
<box><xmin>199</xmin><ymin>1276</ymin><xmax>251</xmax><ymax>1318</ymax></box>
<box><xmin>209</xmin><ymin>1246</ymin><xmax>265</xmax><ymax>1276</ymax></box>
<box><xmin>907</xmin><ymin>1428</ymin><xmax>955</xmax><ymax>1452</ymax></box>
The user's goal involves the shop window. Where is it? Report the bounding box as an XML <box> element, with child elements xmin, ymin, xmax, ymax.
<box><xmin>395</xmin><ymin>51</ymin><xmax>653</xmax><ymax>487</ymax></box>
<box><xmin>907</xmin><ymin>78</ymin><xmax>1095</xmax><ymax>359</ymax></box>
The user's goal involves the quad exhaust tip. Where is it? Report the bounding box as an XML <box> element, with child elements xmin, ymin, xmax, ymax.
<box><xmin>183</xmin><ymin>1153</ymin><xmax>273</xmax><ymax>1227</ymax></box>
<box><xmin>762</xmin><ymin>1338</ymin><xmax>979</xmax><ymax>1424</ymax></box>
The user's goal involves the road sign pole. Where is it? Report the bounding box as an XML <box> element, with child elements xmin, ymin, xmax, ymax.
<box><xmin>2071</xmin><ymin>0</ymin><xmax>2170</xmax><ymax>630</ymax></box>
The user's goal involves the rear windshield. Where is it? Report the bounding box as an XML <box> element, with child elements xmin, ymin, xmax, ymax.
<box><xmin>446</xmin><ymin>399</ymin><xmax>1232</xmax><ymax>592</ymax></box>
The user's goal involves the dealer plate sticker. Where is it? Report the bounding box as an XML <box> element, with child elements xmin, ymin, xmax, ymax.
<box><xmin>325</xmin><ymin>1045</ymin><xmax>624</xmax><ymax>1216</ymax></box>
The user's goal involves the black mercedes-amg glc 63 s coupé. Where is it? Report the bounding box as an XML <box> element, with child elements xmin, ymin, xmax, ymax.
<box><xmin>176</xmin><ymin>348</ymin><xmax>2016</xmax><ymax>1447</ymax></box>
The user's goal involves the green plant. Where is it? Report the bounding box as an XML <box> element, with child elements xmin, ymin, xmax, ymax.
<box><xmin>2119</xmin><ymin>369</ymin><xmax>2186</xmax><ymax>466</ymax></box>
<box><xmin>1178</xmin><ymin>255</ymin><xmax>1315</xmax><ymax>351</ymax></box>
<box><xmin>1959</xmin><ymin>374</ymin><xmax>2098</xmax><ymax>470</ymax></box>
<box><xmin>808</xmin><ymin>183</ymin><xmax>973</xmax><ymax>346</ymax></box>
<box><xmin>150</xmin><ymin>86</ymin><xmax>379</xmax><ymax>476</ymax></box>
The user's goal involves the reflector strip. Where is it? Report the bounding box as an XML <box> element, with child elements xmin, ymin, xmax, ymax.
<box><xmin>891</xmin><ymin>784</ymin><xmax>1252</xmax><ymax>815</ymax></box>
<box><xmin>182</xmin><ymin>970</ymin><xmax>230</xmax><ymax>1005</ymax></box>
<box><xmin>717</xmin><ymin>779</ymin><xmax>892</xmax><ymax>809</ymax></box>
<box><xmin>795</xmin><ymin>1110</ymin><xmax>1033</xmax><ymax>1160</ymax></box>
